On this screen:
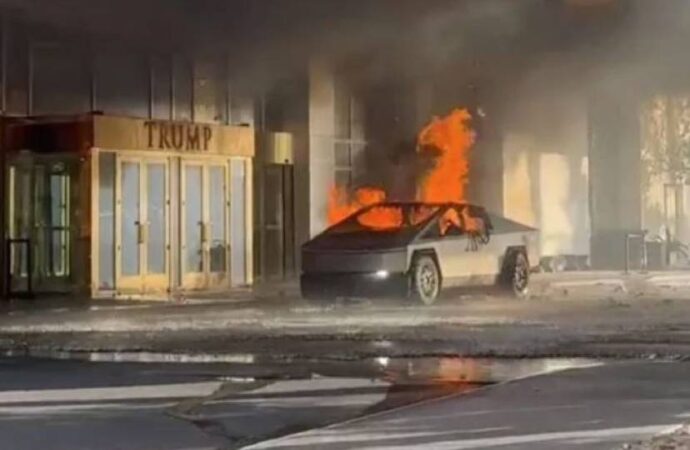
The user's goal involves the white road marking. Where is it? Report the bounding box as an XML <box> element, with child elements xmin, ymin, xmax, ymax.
<box><xmin>251</xmin><ymin>424</ymin><xmax>677</xmax><ymax>449</ymax></box>
<box><xmin>0</xmin><ymin>381</ymin><xmax>222</xmax><ymax>404</ymax></box>
<box><xmin>0</xmin><ymin>401</ymin><xmax>173</xmax><ymax>415</ymax></box>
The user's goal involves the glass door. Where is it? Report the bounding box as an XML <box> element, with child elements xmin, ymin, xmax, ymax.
<box><xmin>181</xmin><ymin>160</ymin><xmax>230</xmax><ymax>290</ymax></box>
<box><xmin>116</xmin><ymin>157</ymin><xmax>169</xmax><ymax>294</ymax></box>
<box><xmin>7</xmin><ymin>157</ymin><xmax>76</xmax><ymax>294</ymax></box>
<box><xmin>208</xmin><ymin>164</ymin><xmax>229</xmax><ymax>286</ymax></box>
<box><xmin>181</xmin><ymin>162</ymin><xmax>205</xmax><ymax>288</ymax></box>
<box><xmin>257</xmin><ymin>163</ymin><xmax>295</xmax><ymax>281</ymax></box>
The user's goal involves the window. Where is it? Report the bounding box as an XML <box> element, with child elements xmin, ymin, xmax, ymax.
<box><xmin>151</xmin><ymin>56</ymin><xmax>172</xmax><ymax>120</ymax></box>
<box><xmin>193</xmin><ymin>59</ymin><xmax>226</xmax><ymax>123</ymax></box>
<box><xmin>333</xmin><ymin>77</ymin><xmax>366</xmax><ymax>190</ymax></box>
<box><xmin>98</xmin><ymin>153</ymin><xmax>115</xmax><ymax>289</ymax></box>
<box><xmin>6</xmin><ymin>20</ymin><xmax>29</xmax><ymax>115</ymax></box>
<box><xmin>94</xmin><ymin>48</ymin><xmax>149</xmax><ymax>117</ymax></box>
<box><xmin>334</xmin><ymin>141</ymin><xmax>353</xmax><ymax>189</ymax></box>
<box><xmin>32</xmin><ymin>43</ymin><xmax>90</xmax><ymax>115</ymax></box>
<box><xmin>173</xmin><ymin>57</ymin><xmax>193</xmax><ymax>121</ymax></box>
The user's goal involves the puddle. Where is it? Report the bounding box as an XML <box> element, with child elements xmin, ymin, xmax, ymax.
<box><xmin>306</xmin><ymin>356</ymin><xmax>600</xmax><ymax>386</ymax></box>
<box><xmin>0</xmin><ymin>351</ymin><xmax>602</xmax><ymax>434</ymax></box>
<box><xmin>2</xmin><ymin>347</ymin><xmax>599</xmax><ymax>388</ymax></box>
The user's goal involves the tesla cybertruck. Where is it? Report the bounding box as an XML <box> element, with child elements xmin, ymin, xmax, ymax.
<box><xmin>301</xmin><ymin>202</ymin><xmax>539</xmax><ymax>304</ymax></box>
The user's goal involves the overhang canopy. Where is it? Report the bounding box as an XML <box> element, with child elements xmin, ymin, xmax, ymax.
<box><xmin>5</xmin><ymin>114</ymin><xmax>255</xmax><ymax>157</ymax></box>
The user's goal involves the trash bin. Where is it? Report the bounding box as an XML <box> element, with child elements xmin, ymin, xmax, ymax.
<box><xmin>645</xmin><ymin>240</ymin><xmax>667</xmax><ymax>270</ymax></box>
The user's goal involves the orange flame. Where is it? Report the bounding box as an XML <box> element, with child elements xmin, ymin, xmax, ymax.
<box><xmin>328</xmin><ymin>186</ymin><xmax>391</xmax><ymax>225</ymax></box>
<box><xmin>327</xmin><ymin>108</ymin><xmax>476</xmax><ymax>231</ymax></box>
<box><xmin>328</xmin><ymin>187</ymin><xmax>405</xmax><ymax>230</ymax></box>
<box><xmin>417</xmin><ymin>108</ymin><xmax>475</xmax><ymax>204</ymax></box>
<box><xmin>359</xmin><ymin>205</ymin><xmax>403</xmax><ymax>230</ymax></box>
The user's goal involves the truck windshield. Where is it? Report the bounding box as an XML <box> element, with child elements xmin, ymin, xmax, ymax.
<box><xmin>328</xmin><ymin>204</ymin><xmax>440</xmax><ymax>234</ymax></box>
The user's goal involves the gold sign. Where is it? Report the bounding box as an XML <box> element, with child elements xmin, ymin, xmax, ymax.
<box><xmin>92</xmin><ymin>115</ymin><xmax>255</xmax><ymax>157</ymax></box>
<box><xmin>143</xmin><ymin>121</ymin><xmax>213</xmax><ymax>151</ymax></box>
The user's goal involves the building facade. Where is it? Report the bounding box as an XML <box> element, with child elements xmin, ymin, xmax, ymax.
<box><xmin>0</xmin><ymin>11</ymin><xmax>261</xmax><ymax>299</ymax></box>
<box><xmin>1</xmin><ymin>1</ymin><xmax>686</xmax><ymax>302</ymax></box>
<box><xmin>4</xmin><ymin>115</ymin><xmax>254</xmax><ymax>298</ymax></box>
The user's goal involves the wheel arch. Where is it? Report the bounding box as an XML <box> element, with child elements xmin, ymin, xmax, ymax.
<box><xmin>409</xmin><ymin>248</ymin><xmax>442</xmax><ymax>278</ymax></box>
<box><xmin>501</xmin><ymin>246</ymin><xmax>528</xmax><ymax>273</ymax></box>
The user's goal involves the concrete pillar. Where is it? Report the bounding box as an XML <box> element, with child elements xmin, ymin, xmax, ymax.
<box><xmin>307</xmin><ymin>59</ymin><xmax>336</xmax><ymax>237</ymax></box>
<box><xmin>502</xmin><ymin>78</ymin><xmax>591</xmax><ymax>259</ymax></box>
<box><xmin>588</xmin><ymin>93</ymin><xmax>642</xmax><ymax>269</ymax></box>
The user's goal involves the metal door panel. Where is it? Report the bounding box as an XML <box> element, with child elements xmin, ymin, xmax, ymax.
<box><xmin>116</xmin><ymin>157</ymin><xmax>170</xmax><ymax>295</ymax></box>
<box><xmin>181</xmin><ymin>158</ymin><xmax>232</xmax><ymax>291</ymax></box>
<box><xmin>230</xmin><ymin>159</ymin><xmax>247</xmax><ymax>286</ymax></box>
<box><xmin>181</xmin><ymin>162</ymin><xmax>205</xmax><ymax>288</ymax></box>
<box><xmin>207</xmin><ymin>164</ymin><xmax>229</xmax><ymax>286</ymax></box>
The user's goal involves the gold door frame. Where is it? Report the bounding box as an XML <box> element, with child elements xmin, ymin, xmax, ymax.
<box><xmin>114</xmin><ymin>155</ymin><xmax>171</xmax><ymax>295</ymax></box>
<box><xmin>207</xmin><ymin>162</ymin><xmax>231</xmax><ymax>288</ymax></box>
<box><xmin>229</xmin><ymin>157</ymin><xmax>253</xmax><ymax>287</ymax></box>
<box><xmin>180</xmin><ymin>157</ymin><xmax>231</xmax><ymax>291</ymax></box>
<box><xmin>181</xmin><ymin>159</ymin><xmax>206</xmax><ymax>289</ymax></box>
<box><xmin>91</xmin><ymin>148</ymin><xmax>253</xmax><ymax>298</ymax></box>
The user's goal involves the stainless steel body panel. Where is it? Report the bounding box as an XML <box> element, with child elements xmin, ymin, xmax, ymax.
<box><xmin>302</xmin><ymin>248</ymin><xmax>407</xmax><ymax>274</ymax></box>
<box><xmin>407</xmin><ymin>229</ymin><xmax>539</xmax><ymax>287</ymax></box>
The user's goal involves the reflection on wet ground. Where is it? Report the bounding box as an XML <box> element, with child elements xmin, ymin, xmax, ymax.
<box><xmin>7</xmin><ymin>349</ymin><xmax>599</xmax><ymax>385</ymax></box>
<box><xmin>6</xmin><ymin>351</ymin><xmax>599</xmax><ymax>404</ymax></box>
<box><xmin>6</xmin><ymin>348</ymin><xmax>600</xmax><ymax>384</ymax></box>
<box><xmin>308</xmin><ymin>357</ymin><xmax>600</xmax><ymax>411</ymax></box>
<box><xmin>0</xmin><ymin>355</ymin><xmax>602</xmax><ymax>449</ymax></box>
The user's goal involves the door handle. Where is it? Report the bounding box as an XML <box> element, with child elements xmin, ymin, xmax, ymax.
<box><xmin>200</xmin><ymin>222</ymin><xmax>209</xmax><ymax>243</ymax></box>
<box><xmin>136</xmin><ymin>222</ymin><xmax>149</xmax><ymax>244</ymax></box>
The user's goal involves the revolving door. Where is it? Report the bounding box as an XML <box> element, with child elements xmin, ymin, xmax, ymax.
<box><xmin>6</xmin><ymin>154</ymin><xmax>82</xmax><ymax>295</ymax></box>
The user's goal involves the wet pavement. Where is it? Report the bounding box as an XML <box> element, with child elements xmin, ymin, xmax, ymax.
<box><xmin>3</xmin><ymin>275</ymin><xmax>690</xmax><ymax>448</ymax></box>
<box><xmin>5</xmin><ymin>272</ymin><xmax>690</xmax><ymax>362</ymax></box>
<box><xmin>0</xmin><ymin>356</ymin><xmax>597</xmax><ymax>449</ymax></box>
<box><xmin>247</xmin><ymin>361</ymin><xmax>690</xmax><ymax>450</ymax></box>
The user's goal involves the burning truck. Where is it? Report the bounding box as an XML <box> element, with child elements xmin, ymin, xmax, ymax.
<box><xmin>300</xmin><ymin>108</ymin><xmax>539</xmax><ymax>304</ymax></box>
<box><xmin>301</xmin><ymin>202</ymin><xmax>539</xmax><ymax>304</ymax></box>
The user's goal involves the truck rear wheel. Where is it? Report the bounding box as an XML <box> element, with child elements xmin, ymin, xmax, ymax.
<box><xmin>500</xmin><ymin>250</ymin><xmax>530</xmax><ymax>299</ymax></box>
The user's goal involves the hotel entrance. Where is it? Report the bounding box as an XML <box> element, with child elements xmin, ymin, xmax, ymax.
<box><xmin>115</xmin><ymin>155</ymin><xmax>170</xmax><ymax>295</ymax></box>
<box><xmin>94</xmin><ymin>116</ymin><xmax>254</xmax><ymax>299</ymax></box>
<box><xmin>3</xmin><ymin>114</ymin><xmax>255</xmax><ymax>300</ymax></box>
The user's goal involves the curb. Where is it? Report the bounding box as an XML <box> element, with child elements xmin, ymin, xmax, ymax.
<box><xmin>2</xmin><ymin>349</ymin><xmax>257</xmax><ymax>364</ymax></box>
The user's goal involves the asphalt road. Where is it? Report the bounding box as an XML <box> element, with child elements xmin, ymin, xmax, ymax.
<box><xmin>0</xmin><ymin>356</ymin><xmax>605</xmax><ymax>450</ymax></box>
<box><xmin>249</xmin><ymin>361</ymin><xmax>690</xmax><ymax>450</ymax></box>
<box><xmin>1</xmin><ymin>358</ymin><xmax>689</xmax><ymax>449</ymax></box>
<box><xmin>0</xmin><ymin>358</ymin><xmax>396</xmax><ymax>450</ymax></box>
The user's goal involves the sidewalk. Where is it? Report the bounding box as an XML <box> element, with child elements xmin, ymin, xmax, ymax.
<box><xmin>2</xmin><ymin>270</ymin><xmax>690</xmax><ymax>361</ymax></box>
<box><xmin>246</xmin><ymin>361</ymin><xmax>690</xmax><ymax>450</ymax></box>
<box><xmin>4</xmin><ymin>270</ymin><xmax>690</xmax><ymax>314</ymax></box>
<box><xmin>625</xmin><ymin>425</ymin><xmax>690</xmax><ymax>450</ymax></box>
<box><xmin>0</xmin><ymin>279</ymin><xmax>299</xmax><ymax>315</ymax></box>
<box><xmin>532</xmin><ymin>269</ymin><xmax>690</xmax><ymax>297</ymax></box>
